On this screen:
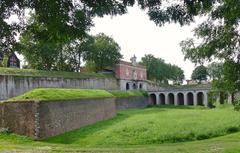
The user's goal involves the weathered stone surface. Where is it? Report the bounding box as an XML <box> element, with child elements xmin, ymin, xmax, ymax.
<box><xmin>0</xmin><ymin>96</ymin><xmax>149</xmax><ymax>139</ymax></box>
<box><xmin>0</xmin><ymin>75</ymin><xmax>119</xmax><ymax>100</ymax></box>
<box><xmin>37</xmin><ymin>98</ymin><xmax>116</xmax><ymax>139</ymax></box>
<box><xmin>0</xmin><ymin>101</ymin><xmax>37</xmax><ymax>138</ymax></box>
<box><xmin>115</xmin><ymin>96</ymin><xmax>149</xmax><ymax>110</ymax></box>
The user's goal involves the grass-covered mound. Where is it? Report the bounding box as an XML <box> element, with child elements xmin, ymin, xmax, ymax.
<box><xmin>4</xmin><ymin>88</ymin><xmax>148</xmax><ymax>102</ymax></box>
<box><xmin>109</xmin><ymin>90</ymin><xmax>148</xmax><ymax>97</ymax></box>
<box><xmin>0</xmin><ymin>67</ymin><xmax>113</xmax><ymax>79</ymax></box>
<box><xmin>45</xmin><ymin>106</ymin><xmax>240</xmax><ymax>146</ymax></box>
<box><xmin>6</xmin><ymin>88</ymin><xmax>114</xmax><ymax>102</ymax></box>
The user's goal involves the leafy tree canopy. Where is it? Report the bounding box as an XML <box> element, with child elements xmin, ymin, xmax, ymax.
<box><xmin>1</xmin><ymin>0</ymin><xmax>219</xmax><ymax>54</ymax></box>
<box><xmin>207</xmin><ymin>62</ymin><xmax>224</xmax><ymax>80</ymax></box>
<box><xmin>83</xmin><ymin>33</ymin><xmax>122</xmax><ymax>72</ymax></box>
<box><xmin>191</xmin><ymin>65</ymin><xmax>208</xmax><ymax>81</ymax></box>
<box><xmin>140</xmin><ymin>54</ymin><xmax>185</xmax><ymax>84</ymax></box>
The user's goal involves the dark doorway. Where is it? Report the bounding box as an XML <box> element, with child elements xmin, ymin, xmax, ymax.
<box><xmin>159</xmin><ymin>93</ymin><xmax>165</xmax><ymax>105</ymax></box>
<box><xmin>177</xmin><ymin>93</ymin><xmax>184</xmax><ymax>105</ymax></box>
<box><xmin>126</xmin><ymin>83</ymin><xmax>130</xmax><ymax>90</ymax></box>
<box><xmin>139</xmin><ymin>83</ymin><xmax>142</xmax><ymax>89</ymax></box>
<box><xmin>187</xmin><ymin>92</ymin><xmax>194</xmax><ymax>105</ymax></box>
<box><xmin>197</xmin><ymin>92</ymin><xmax>204</xmax><ymax>105</ymax></box>
<box><xmin>133</xmin><ymin>83</ymin><xmax>137</xmax><ymax>89</ymax></box>
<box><xmin>149</xmin><ymin>94</ymin><xmax>157</xmax><ymax>105</ymax></box>
<box><xmin>168</xmin><ymin>93</ymin><xmax>174</xmax><ymax>105</ymax></box>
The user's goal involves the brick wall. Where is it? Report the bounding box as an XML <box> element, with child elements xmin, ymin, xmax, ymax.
<box><xmin>115</xmin><ymin>61</ymin><xmax>147</xmax><ymax>80</ymax></box>
<box><xmin>0</xmin><ymin>96</ymin><xmax>149</xmax><ymax>139</ymax></box>
<box><xmin>37</xmin><ymin>98</ymin><xmax>116</xmax><ymax>139</ymax></box>
<box><xmin>115</xmin><ymin>96</ymin><xmax>149</xmax><ymax>110</ymax></box>
<box><xmin>0</xmin><ymin>101</ymin><xmax>37</xmax><ymax>138</ymax></box>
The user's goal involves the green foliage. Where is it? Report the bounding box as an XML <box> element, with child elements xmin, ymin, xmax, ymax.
<box><xmin>83</xmin><ymin>33</ymin><xmax>122</xmax><ymax>72</ymax></box>
<box><xmin>17</xmin><ymin>13</ymin><xmax>94</xmax><ymax>71</ymax></box>
<box><xmin>207</xmin><ymin>62</ymin><xmax>224</xmax><ymax>80</ymax></box>
<box><xmin>180</xmin><ymin>0</ymin><xmax>240</xmax><ymax>91</ymax></box>
<box><xmin>140</xmin><ymin>54</ymin><xmax>184</xmax><ymax>84</ymax></box>
<box><xmin>5</xmin><ymin>88</ymin><xmax>114</xmax><ymax>102</ymax></box>
<box><xmin>0</xmin><ymin>67</ymin><xmax>113</xmax><ymax>79</ymax></box>
<box><xmin>233</xmin><ymin>96</ymin><xmax>240</xmax><ymax>111</ymax></box>
<box><xmin>84</xmin><ymin>60</ymin><xmax>97</xmax><ymax>73</ymax></box>
<box><xmin>191</xmin><ymin>65</ymin><xmax>208</xmax><ymax>82</ymax></box>
<box><xmin>1</xmin><ymin>0</ymin><xmax>218</xmax><ymax>54</ymax></box>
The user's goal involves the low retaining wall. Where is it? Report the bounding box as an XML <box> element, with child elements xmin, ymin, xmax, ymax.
<box><xmin>115</xmin><ymin>96</ymin><xmax>149</xmax><ymax>110</ymax></box>
<box><xmin>0</xmin><ymin>96</ymin><xmax>149</xmax><ymax>139</ymax></box>
<box><xmin>0</xmin><ymin>75</ymin><xmax>119</xmax><ymax>100</ymax></box>
<box><xmin>0</xmin><ymin>98</ymin><xmax>116</xmax><ymax>139</ymax></box>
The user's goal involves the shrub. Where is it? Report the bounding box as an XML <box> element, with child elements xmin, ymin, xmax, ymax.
<box><xmin>0</xmin><ymin>128</ymin><xmax>10</xmax><ymax>134</ymax></box>
<box><xmin>233</xmin><ymin>96</ymin><xmax>240</xmax><ymax>111</ymax></box>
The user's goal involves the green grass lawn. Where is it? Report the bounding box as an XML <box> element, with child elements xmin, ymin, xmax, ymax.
<box><xmin>3</xmin><ymin>88</ymin><xmax>148</xmax><ymax>102</ymax></box>
<box><xmin>3</xmin><ymin>88</ymin><xmax>114</xmax><ymax>102</ymax></box>
<box><xmin>0</xmin><ymin>67</ymin><xmax>113</xmax><ymax>79</ymax></box>
<box><xmin>1</xmin><ymin>106</ymin><xmax>240</xmax><ymax>152</ymax></box>
<box><xmin>108</xmin><ymin>90</ymin><xmax>148</xmax><ymax>97</ymax></box>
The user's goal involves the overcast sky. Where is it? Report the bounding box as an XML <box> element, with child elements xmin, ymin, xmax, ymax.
<box><xmin>90</xmin><ymin>6</ymin><xmax>201</xmax><ymax>80</ymax></box>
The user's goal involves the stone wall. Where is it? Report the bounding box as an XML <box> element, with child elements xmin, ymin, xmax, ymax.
<box><xmin>37</xmin><ymin>98</ymin><xmax>116</xmax><ymax>139</ymax></box>
<box><xmin>0</xmin><ymin>96</ymin><xmax>149</xmax><ymax>139</ymax></box>
<box><xmin>0</xmin><ymin>98</ymin><xmax>116</xmax><ymax>139</ymax></box>
<box><xmin>0</xmin><ymin>75</ymin><xmax>119</xmax><ymax>100</ymax></box>
<box><xmin>115</xmin><ymin>96</ymin><xmax>149</xmax><ymax>110</ymax></box>
<box><xmin>0</xmin><ymin>101</ymin><xmax>37</xmax><ymax>138</ymax></box>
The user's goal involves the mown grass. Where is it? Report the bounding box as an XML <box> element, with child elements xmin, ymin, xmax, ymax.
<box><xmin>108</xmin><ymin>90</ymin><xmax>148</xmax><ymax>97</ymax></box>
<box><xmin>3</xmin><ymin>88</ymin><xmax>147</xmax><ymax>102</ymax></box>
<box><xmin>0</xmin><ymin>67</ymin><xmax>113</xmax><ymax>79</ymax></box>
<box><xmin>4</xmin><ymin>88</ymin><xmax>114</xmax><ymax>102</ymax></box>
<box><xmin>1</xmin><ymin>106</ymin><xmax>240</xmax><ymax>152</ymax></box>
<box><xmin>45</xmin><ymin>105</ymin><xmax>240</xmax><ymax>146</ymax></box>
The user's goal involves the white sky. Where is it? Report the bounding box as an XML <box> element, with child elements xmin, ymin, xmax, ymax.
<box><xmin>90</xmin><ymin>6</ymin><xmax>201</xmax><ymax>80</ymax></box>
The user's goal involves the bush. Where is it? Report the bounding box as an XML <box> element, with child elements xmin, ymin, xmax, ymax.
<box><xmin>233</xmin><ymin>96</ymin><xmax>240</xmax><ymax>111</ymax></box>
<box><xmin>0</xmin><ymin>128</ymin><xmax>10</xmax><ymax>134</ymax></box>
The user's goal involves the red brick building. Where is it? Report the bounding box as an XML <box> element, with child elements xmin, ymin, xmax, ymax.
<box><xmin>115</xmin><ymin>55</ymin><xmax>147</xmax><ymax>90</ymax></box>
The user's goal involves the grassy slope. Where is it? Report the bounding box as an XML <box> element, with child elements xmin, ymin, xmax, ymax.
<box><xmin>1</xmin><ymin>106</ymin><xmax>240</xmax><ymax>153</ymax></box>
<box><xmin>3</xmin><ymin>88</ymin><xmax>147</xmax><ymax>102</ymax></box>
<box><xmin>4</xmin><ymin>88</ymin><xmax>114</xmax><ymax>102</ymax></box>
<box><xmin>45</xmin><ymin>106</ymin><xmax>240</xmax><ymax>146</ymax></box>
<box><xmin>108</xmin><ymin>90</ymin><xmax>148</xmax><ymax>97</ymax></box>
<box><xmin>0</xmin><ymin>67</ymin><xmax>113</xmax><ymax>79</ymax></box>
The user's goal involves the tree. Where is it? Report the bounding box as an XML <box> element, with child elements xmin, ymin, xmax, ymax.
<box><xmin>140</xmin><ymin>54</ymin><xmax>185</xmax><ymax>84</ymax></box>
<box><xmin>207</xmin><ymin>62</ymin><xmax>224</xmax><ymax>80</ymax></box>
<box><xmin>83</xmin><ymin>33</ymin><xmax>122</xmax><ymax>72</ymax></box>
<box><xmin>191</xmin><ymin>65</ymin><xmax>208</xmax><ymax>82</ymax></box>
<box><xmin>1</xmin><ymin>1</ymin><xmax>222</xmax><ymax>54</ymax></box>
<box><xmin>169</xmin><ymin>65</ymin><xmax>185</xmax><ymax>84</ymax></box>
<box><xmin>179</xmin><ymin>1</ymin><xmax>240</xmax><ymax>91</ymax></box>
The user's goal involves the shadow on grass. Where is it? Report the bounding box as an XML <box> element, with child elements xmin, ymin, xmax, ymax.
<box><xmin>43</xmin><ymin>111</ymin><xmax>134</xmax><ymax>144</ymax></box>
<box><xmin>43</xmin><ymin>105</ymin><xmax>207</xmax><ymax>145</ymax></box>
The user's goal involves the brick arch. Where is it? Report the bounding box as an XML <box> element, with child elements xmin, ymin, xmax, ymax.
<box><xmin>159</xmin><ymin>93</ymin><xmax>165</xmax><ymax>105</ymax></box>
<box><xmin>187</xmin><ymin>92</ymin><xmax>194</xmax><ymax>105</ymax></box>
<box><xmin>177</xmin><ymin>93</ymin><xmax>184</xmax><ymax>105</ymax></box>
<box><xmin>168</xmin><ymin>93</ymin><xmax>174</xmax><ymax>105</ymax></box>
<box><xmin>149</xmin><ymin>94</ymin><xmax>157</xmax><ymax>105</ymax></box>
